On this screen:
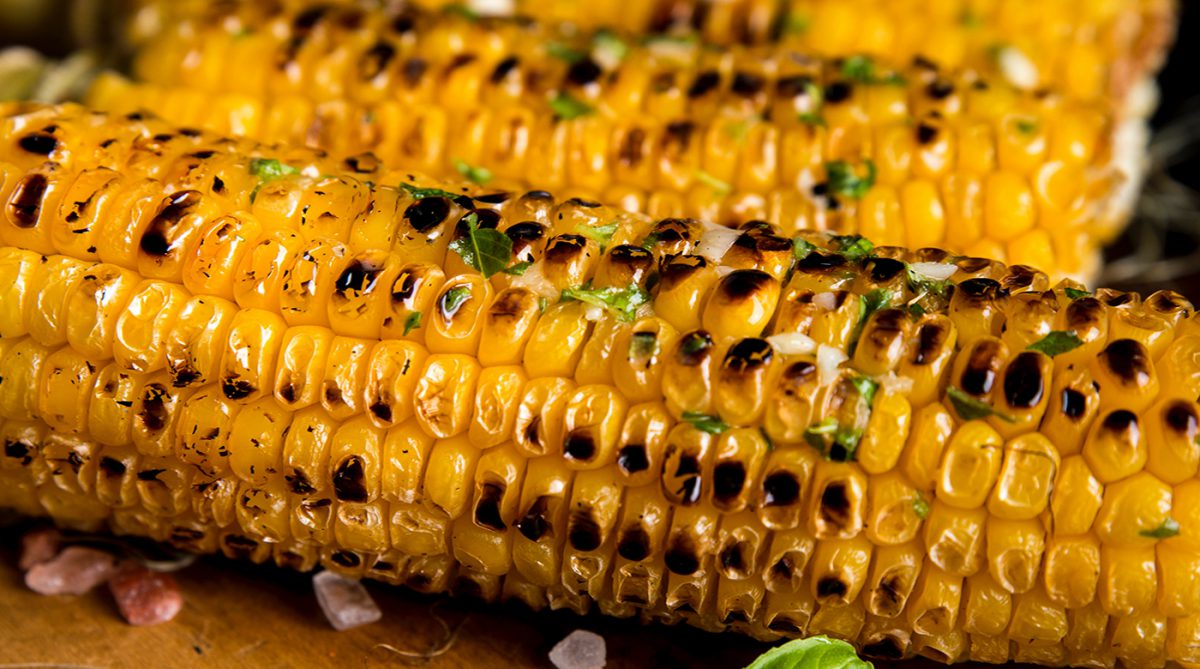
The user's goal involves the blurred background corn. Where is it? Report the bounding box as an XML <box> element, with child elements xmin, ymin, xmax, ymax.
<box><xmin>82</xmin><ymin>2</ymin><xmax>1156</xmax><ymax>282</ymax></box>
<box><xmin>2</xmin><ymin>104</ymin><xmax>1200</xmax><ymax>665</ymax></box>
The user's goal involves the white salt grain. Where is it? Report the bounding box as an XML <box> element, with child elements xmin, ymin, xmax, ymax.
<box><xmin>313</xmin><ymin>570</ymin><xmax>382</xmax><ymax>631</ymax></box>
<box><xmin>549</xmin><ymin>629</ymin><xmax>607</xmax><ymax>669</ymax></box>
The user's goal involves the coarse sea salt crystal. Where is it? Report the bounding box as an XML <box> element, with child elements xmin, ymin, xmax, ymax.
<box><xmin>313</xmin><ymin>570</ymin><xmax>382</xmax><ymax>631</ymax></box>
<box><xmin>25</xmin><ymin>546</ymin><xmax>115</xmax><ymax>596</ymax></box>
<box><xmin>109</xmin><ymin>562</ymin><xmax>183</xmax><ymax>626</ymax></box>
<box><xmin>549</xmin><ymin>630</ymin><xmax>607</xmax><ymax>669</ymax></box>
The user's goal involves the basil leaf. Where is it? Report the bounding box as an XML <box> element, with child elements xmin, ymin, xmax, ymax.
<box><xmin>440</xmin><ymin>285</ymin><xmax>472</xmax><ymax>315</ymax></box>
<box><xmin>746</xmin><ymin>636</ymin><xmax>872</xmax><ymax>669</ymax></box>
<box><xmin>502</xmin><ymin>261</ymin><xmax>532</xmax><ymax>276</ymax></box>
<box><xmin>560</xmin><ymin>283</ymin><xmax>650</xmax><ymax>322</ymax></box>
<box><xmin>694</xmin><ymin>169</ymin><xmax>732</xmax><ymax>195</ymax></box>
<box><xmin>549</xmin><ymin>91</ymin><xmax>594</xmax><ymax>120</ymax></box>
<box><xmin>249</xmin><ymin>157</ymin><xmax>299</xmax><ymax>181</ymax></box>
<box><xmin>826</xmin><ymin>161</ymin><xmax>877</xmax><ymax>200</ymax></box>
<box><xmin>912</xmin><ymin>492</ymin><xmax>931</xmax><ymax>520</ymax></box>
<box><xmin>793</xmin><ymin>238</ymin><xmax>817</xmax><ymax>261</ymax></box>
<box><xmin>832</xmin><ymin>234</ymin><xmax>875</xmax><ymax>261</ymax></box>
<box><xmin>1065</xmin><ymin>287</ymin><xmax>1090</xmax><ymax>300</ymax></box>
<box><xmin>449</xmin><ymin>212</ymin><xmax>514</xmax><ymax>279</ymax></box>
<box><xmin>453</xmin><ymin>160</ymin><xmax>493</xmax><ymax>185</ymax></box>
<box><xmin>1027</xmin><ymin>331</ymin><xmax>1084</xmax><ymax>357</ymax></box>
<box><xmin>576</xmin><ymin>221</ymin><xmax>619</xmax><ymax>248</ymax></box>
<box><xmin>682</xmin><ymin>411</ymin><xmax>729</xmax><ymax>435</ymax></box>
<box><xmin>403</xmin><ymin>312</ymin><xmax>422</xmax><ymax>336</ymax></box>
<box><xmin>1140</xmin><ymin>517</ymin><xmax>1181</xmax><ymax>540</ymax></box>
<box><xmin>946</xmin><ymin>387</ymin><xmax>1017</xmax><ymax>423</ymax></box>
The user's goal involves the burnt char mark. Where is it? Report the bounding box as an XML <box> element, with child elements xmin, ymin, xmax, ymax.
<box><xmin>875</xmin><ymin>573</ymin><xmax>905</xmax><ymax>613</ymax></box>
<box><xmin>816</xmin><ymin>577</ymin><xmax>848</xmax><ymax>599</ymax></box>
<box><xmin>403</xmin><ymin>196</ymin><xmax>451</xmax><ymax>233</ymax></box>
<box><xmin>222</xmin><ymin>378</ymin><xmax>255</xmax><ymax>400</ymax></box>
<box><xmin>1061</xmin><ymin>388</ymin><xmax>1087</xmax><ymax>419</ymax></box>
<box><xmin>402</xmin><ymin>57</ymin><xmax>428</xmax><ymax>85</ymax></box>
<box><xmin>1165</xmin><ymin>400</ymin><xmax>1199</xmax><ymax>435</ymax></box>
<box><xmin>712</xmin><ymin>461</ymin><xmax>746</xmax><ymax>505</ymax></box>
<box><xmin>868</xmin><ymin>257</ymin><xmax>907</xmax><ymax>282</ymax></box>
<box><xmin>664</xmin><ymin>121</ymin><xmax>695</xmax><ymax>151</ymax></box>
<box><xmin>719</xmin><ymin>542</ymin><xmax>746</xmax><ymax>574</ymax></box>
<box><xmin>958</xmin><ymin>277</ymin><xmax>1006</xmax><ymax>301</ymax></box>
<box><xmin>491</xmin><ymin>56</ymin><xmax>519</xmax><ymax>83</ymax></box>
<box><xmin>8</xmin><ymin>173</ymin><xmax>48</xmax><ymax>228</ymax></box>
<box><xmin>473</xmin><ymin>482</ymin><xmax>506</xmax><ymax>531</ymax></box>
<box><xmin>617</xmin><ymin>525</ymin><xmax>651</xmax><ymax>561</ymax></box>
<box><xmin>862</xmin><ymin>636</ymin><xmax>906</xmax><ymax>660</ymax></box>
<box><xmin>762</xmin><ymin>471</ymin><xmax>800</xmax><ymax>506</ymax></box>
<box><xmin>617</xmin><ymin>444</ymin><xmax>649</xmax><ymax>474</ymax></box>
<box><xmin>568</xmin><ymin>508</ymin><xmax>602</xmax><ymax>551</ymax></box>
<box><xmin>731</xmin><ymin>72</ymin><xmax>764</xmax><ymax>96</ymax></box>
<box><xmin>141</xmin><ymin>191</ymin><xmax>202</xmax><ymax>257</ymax></box>
<box><xmin>797</xmin><ymin>251</ymin><xmax>846</xmax><ymax>271</ymax></box>
<box><xmin>675</xmin><ymin>455</ymin><xmax>702</xmax><ymax>505</ymax></box>
<box><xmin>824</xmin><ymin>81</ymin><xmax>852</xmax><ymax>103</ymax></box>
<box><xmin>332</xmin><ymin>456</ymin><xmax>368</xmax><ymax>503</ymax></box>
<box><xmin>911</xmin><ymin>322</ymin><xmax>949</xmax><ymax>366</ymax></box>
<box><xmin>359</xmin><ymin>41</ymin><xmax>396</xmax><ymax>80</ymax></box>
<box><xmin>99</xmin><ymin>456</ymin><xmax>126</xmax><ymax>477</ymax></box>
<box><xmin>723</xmin><ymin>338</ymin><xmax>773</xmax><ymax>373</ymax></box>
<box><xmin>960</xmin><ymin>339</ymin><xmax>1003</xmax><ymax>395</ymax></box>
<box><xmin>369</xmin><ymin>401</ymin><xmax>392</xmax><ymax>423</ymax></box>
<box><xmin>1101</xmin><ymin>409</ymin><xmax>1139</xmax><ymax>436</ymax></box>
<box><xmin>330</xmin><ymin>550</ymin><xmax>360</xmax><ymax>568</ymax></box>
<box><xmin>1101</xmin><ymin>339</ymin><xmax>1152</xmax><ymax>386</ymax></box>
<box><xmin>664</xmin><ymin>533</ymin><xmax>699</xmax><ymax>575</ymax></box>
<box><xmin>517</xmin><ymin>496</ymin><xmax>551</xmax><ymax>541</ymax></box>
<box><xmin>1003</xmin><ymin>351</ymin><xmax>1045</xmax><ymax>409</ymax></box>
<box><xmin>687</xmin><ymin>70</ymin><xmax>721</xmax><ymax>98</ymax></box>
<box><xmin>819</xmin><ymin>482</ymin><xmax>852</xmax><ymax>528</ymax></box>
<box><xmin>139</xmin><ymin>384</ymin><xmax>169</xmax><ymax>431</ymax></box>
<box><xmin>718</xmin><ymin>270</ymin><xmax>773</xmax><ymax>301</ymax></box>
<box><xmin>18</xmin><ymin>133</ymin><xmax>57</xmax><ymax>155</ymax></box>
<box><xmin>286</xmin><ymin>471</ymin><xmax>316</xmax><ymax>495</ymax></box>
<box><xmin>916</xmin><ymin>123</ymin><xmax>939</xmax><ymax>145</ymax></box>
<box><xmin>926</xmin><ymin>79</ymin><xmax>955</xmax><ymax>99</ymax></box>
<box><xmin>618</xmin><ymin>128</ymin><xmax>646</xmax><ymax>167</ymax></box>
<box><xmin>334</xmin><ymin>257</ymin><xmax>383</xmax><ymax>296</ymax></box>
<box><xmin>566</xmin><ymin>58</ymin><xmax>603</xmax><ymax>86</ymax></box>
<box><xmin>1066</xmin><ymin>297</ymin><xmax>1105</xmax><ymax>330</ymax></box>
<box><xmin>563</xmin><ymin>430</ymin><xmax>595</xmax><ymax>462</ymax></box>
<box><xmin>3</xmin><ymin>440</ymin><xmax>32</xmax><ymax>465</ymax></box>
<box><xmin>776</xmin><ymin>74</ymin><xmax>814</xmax><ymax>97</ymax></box>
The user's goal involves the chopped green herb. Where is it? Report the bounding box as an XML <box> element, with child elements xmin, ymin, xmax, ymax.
<box><xmin>440</xmin><ymin>285</ymin><xmax>472</xmax><ymax>315</ymax></box>
<box><xmin>832</xmin><ymin>234</ymin><xmax>875</xmax><ymax>261</ymax></box>
<box><xmin>825</xmin><ymin>160</ymin><xmax>877</xmax><ymax>200</ymax></box>
<box><xmin>1065</xmin><ymin>287</ymin><xmax>1090</xmax><ymax>300</ymax></box>
<box><xmin>502</xmin><ymin>261</ymin><xmax>532</xmax><ymax>276</ymax></box>
<box><xmin>442</xmin><ymin>4</ymin><xmax>478</xmax><ymax>20</ymax></box>
<box><xmin>560</xmin><ymin>283</ymin><xmax>650</xmax><ymax>322</ymax></box>
<box><xmin>629</xmin><ymin>331</ymin><xmax>659</xmax><ymax>358</ymax></box>
<box><xmin>760</xmin><ymin>427</ymin><xmax>775</xmax><ymax>452</ymax></box>
<box><xmin>745</xmin><ymin>635</ymin><xmax>871</xmax><ymax>669</ymax></box>
<box><xmin>850</xmin><ymin>375</ymin><xmax>879</xmax><ymax>408</ymax></box>
<box><xmin>793</xmin><ymin>238</ymin><xmax>817</xmax><ymax>261</ymax></box>
<box><xmin>960</xmin><ymin>9</ymin><xmax>983</xmax><ymax>28</ymax></box>
<box><xmin>912</xmin><ymin>492</ymin><xmax>931</xmax><ymax>519</ymax></box>
<box><xmin>248</xmin><ymin>157</ymin><xmax>300</xmax><ymax>202</ymax></box>
<box><xmin>453</xmin><ymin>159</ymin><xmax>493</xmax><ymax>185</ymax></box>
<box><xmin>680</xmin><ymin>333</ymin><xmax>711</xmax><ymax>356</ymax></box>
<box><xmin>546</xmin><ymin>42</ymin><xmax>586</xmax><ymax>63</ymax></box>
<box><xmin>724</xmin><ymin>116</ymin><xmax>759</xmax><ymax>143</ymax></box>
<box><xmin>639</xmin><ymin>232</ymin><xmax>660</xmax><ymax>250</ymax></box>
<box><xmin>640</xmin><ymin>34</ymin><xmax>698</xmax><ymax>48</ymax></box>
<box><xmin>1015</xmin><ymin>119</ymin><xmax>1038</xmax><ymax>135</ymax></box>
<box><xmin>403</xmin><ymin>312</ymin><xmax>422</xmax><ymax>336</ymax></box>
<box><xmin>400</xmin><ymin>182</ymin><xmax>465</xmax><ymax>201</ymax></box>
<box><xmin>576</xmin><ymin>221</ymin><xmax>619</xmax><ymax>248</ymax></box>
<box><xmin>908</xmin><ymin>303</ymin><xmax>926</xmax><ymax>318</ymax></box>
<box><xmin>591</xmin><ymin>30</ymin><xmax>629</xmax><ymax>63</ymax></box>
<box><xmin>449</xmin><ymin>212</ymin><xmax>514</xmax><ymax>279</ymax></box>
<box><xmin>804</xmin><ymin>417</ymin><xmax>840</xmax><ymax>451</ymax></box>
<box><xmin>233</xmin><ymin>27</ymin><xmax>253</xmax><ymax>40</ymax></box>
<box><xmin>694</xmin><ymin>169</ymin><xmax>733</xmax><ymax>196</ymax></box>
<box><xmin>798</xmin><ymin>112</ymin><xmax>827</xmax><ymax>127</ymax></box>
<box><xmin>780</xmin><ymin>12</ymin><xmax>811</xmax><ymax>35</ymax></box>
<box><xmin>1140</xmin><ymin>517</ymin><xmax>1181</xmax><ymax>540</ymax></box>
<box><xmin>1027</xmin><ymin>331</ymin><xmax>1084</xmax><ymax>358</ymax></box>
<box><xmin>841</xmin><ymin>55</ymin><xmax>906</xmax><ymax>86</ymax></box>
<box><xmin>538</xmin><ymin>297</ymin><xmax>549</xmax><ymax>313</ymax></box>
<box><xmin>682</xmin><ymin>411</ymin><xmax>729</xmax><ymax>435</ymax></box>
<box><xmin>831</xmin><ymin>426</ymin><xmax>864</xmax><ymax>462</ymax></box>
<box><xmin>549</xmin><ymin>91</ymin><xmax>594</xmax><ymax>120</ymax></box>
<box><xmin>862</xmin><ymin>288</ymin><xmax>895</xmax><ymax>319</ymax></box>
<box><xmin>946</xmin><ymin>387</ymin><xmax>1017</xmax><ymax>423</ymax></box>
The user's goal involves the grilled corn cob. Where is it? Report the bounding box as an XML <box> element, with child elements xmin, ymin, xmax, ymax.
<box><xmin>87</xmin><ymin>3</ymin><xmax>1142</xmax><ymax>281</ymax></box>
<box><xmin>3</xmin><ymin>103</ymin><xmax>1200</xmax><ymax>665</ymax></box>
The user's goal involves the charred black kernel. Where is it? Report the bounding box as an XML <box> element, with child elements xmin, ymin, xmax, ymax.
<box><xmin>1165</xmin><ymin>401</ymin><xmax>1199</xmax><ymax>434</ymax></box>
<box><xmin>1061</xmin><ymin>388</ymin><xmax>1087</xmax><ymax>419</ymax></box>
<box><xmin>961</xmin><ymin>340</ymin><xmax>1003</xmax><ymax>395</ymax></box>
<box><xmin>762</xmin><ymin>471</ymin><xmax>800</xmax><ymax>506</ymax></box>
<box><xmin>369</xmin><ymin>401</ymin><xmax>392</xmax><ymax>423</ymax></box>
<box><xmin>783</xmin><ymin>361</ymin><xmax>817</xmax><ymax>385</ymax></box>
<box><xmin>99</xmin><ymin>456</ymin><xmax>126</xmax><ymax>477</ymax></box>
<box><xmin>1102</xmin><ymin>409</ymin><xmax>1139</xmax><ymax>436</ymax></box>
<box><xmin>522</xmin><ymin>189</ymin><xmax>553</xmax><ymax>200</ymax></box>
<box><xmin>664</xmin><ymin>121</ymin><xmax>695</xmax><ymax>150</ymax></box>
<box><xmin>1001</xmin><ymin>265</ymin><xmax>1038</xmax><ymax>291</ymax></box>
<box><xmin>868</xmin><ymin>257</ymin><xmax>907</xmax><ymax>282</ymax></box>
<box><xmin>820</xmin><ymin>482</ymin><xmax>852</xmax><ymax>528</ymax></box>
<box><xmin>324</xmin><ymin>385</ymin><xmax>343</xmax><ymax>406</ymax></box>
<box><xmin>770</xmin><ymin>555</ymin><xmax>795</xmax><ymax>581</ymax></box>
<box><xmin>674</xmin><ymin>454</ymin><xmax>702</xmax><ymax>505</ymax></box>
<box><xmin>956</xmin><ymin>257</ymin><xmax>992</xmax><ymax>273</ymax></box>
<box><xmin>517</xmin><ymin>496</ymin><xmax>551</xmax><ymax>541</ymax></box>
<box><xmin>926</xmin><ymin>79</ymin><xmax>955</xmax><ymax>99</ymax></box>
<box><xmin>370</xmin><ymin>561</ymin><xmax>394</xmax><ymax>573</ymax></box>
<box><xmin>1003</xmin><ymin>351</ymin><xmax>1045</xmax><ymax>408</ymax></box>
<box><xmin>277</xmin><ymin>383</ymin><xmax>297</xmax><ymax>404</ymax></box>
<box><xmin>334</xmin><ymin>258</ymin><xmax>382</xmax><ymax>296</ymax></box>
<box><xmin>3</xmin><ymin>440</ymin><xmax>31</xmax><ymax>465</ymax></box>
<box><xmin>817</xmin><ymin>577</ymin><xmax>848</xmax><ymax>599</ymax></box>
<box><xmin>359</xmin><ymin>41</ymin><xmax>396</xmax><ymax>80</ymax></box>
<box><xmin>664</xmin><ymin>534</ymin><xmax>699</xmax><ymax>575</ymax></box>
<box><xmin>169</xmin><ymin>528</ymin><xmax>204</xmax><ymax>546</ymax></box>
<box><xmin>862</xmin><ymin>637</ymin><xmax>906</xmax><ymax>660</ymax></box>
<box><xmin>402</xmin><ymin>57</ymin><xmax>428</xmax><ymax>85</ymax></box>
<box><xmin>405</xmin><ymin>573</ymin><xmax>432</xmax><ymax>591</ymax></box>
<box><xmin>152</xmin><ymin>133</ymin><xmax>174</xmax><ymax>142</ymax></box>
<box><xmin>523</xmin><ymin>417</ymin><xmax>541</xmax><ymax>449</ymax></box>
<box><xmin>608</xmin><ymin>244</ymin><xmax>653</xmax><ymax>272</ymax></box>
<box><xmin>8</xmin><ymin>174</ymin><xmax>48</xmax><ymax>228</ymax></box>
<box><xmin>731</xmin><ymin>71</ymin><xmax>765</xmax><ymax>96</ymax></box>
<box><xmin>718</xmin><ymin>270</ymin><xmax>773</xmax><ymax>301</ymax></box>
<box><xmin>330</xmin><ymin>551</ymin><xmax>361</xmax><ymax>568</ymax></box>
<box><xmin>875</xmin><ymin>574</ymin><xmax>905</xmax><ymax>611</ymax></box>
<box><xmin>390</xmin><ymin>13</ymin><xmax>414</xmax><ymax>33</ymax></box>
<box><xmin>563</xmin><ymin>430</ymin><xmax>596</xmax><ymax>461</ymax></box>
<box><xmin>65</xmin><ymin>450</ymin><xmax>84</xmax><ymax>473</ymax></box>
<box><xmin>567</xmin><ymin>197</ymin><xmax>601</xmax><ymax>208</ymax></box>
<box><xmin>913</xmin><ymin>55</ymin><xmax>939</xmax><ymax>70</ymax></box>
<box><xmin>651</xmin><ymin>71</ymin><xmax>676</xmax><ymax>92</ymax></box>
<box><xmin>568</xmin><ymin>509</ymin><xmax>602</xmax><ymax>551</ymax></box>
<box><xmin>712</xmin><ymin>461</ymin><xmax>746</xmax><ymax>504</ymax></box>
<box><xmin>864</xmin><ymin>309</ymin><xmax>907</xmax><ymax>349</ymax></box>
<box><xmin>657</xmin><ymin>255</ymin><xmax>708</xmax><ymax>290</ymax></box>
<box><xmin>617</xmin><ymin>525</ymin><xmax>651</xmax><ymax>561</ymax></box>
<box><xmin>343</xmin><ymin>153</ymin><xmax>380</xmax><ymax>173</ymax></box>
<box><xmin>617</xmin><ymin>128</ymin><xmax>646</xmax><ymax>166</ymax></box>
<box><xmin>474</xmin><ymin>482</ymin><xmax>506</xmax><ymax>531</ymax></box>
<box><xmin>719</xmin><ymin>542</ymin><xmax>745</xmax><ymax>573</ymax></box>
<box><xmin>797</xmin><ymin>251</ymin><xmax>846</xmax><ymax>271</ymax></box>
<box><xmin>456</xmin><ymin>208</ymin><xmax>500</xmax><ymax>237</ymax></box>
<box><xmin>137</xmin><ymin>468</ymin><xmax>165</xmax><ymax>481</ymax></box>
<box><xmin>824</xmin><ymin>82</ymin><xmax>852</xmax><ymax>103</ymax></box>
<box><xmin>446</xmin><ymin>53</ymin><xmax>477</xmax><ymax>71</ymax></box>
<box><xmin>915</xmin><ymin>123</ymin><xmax>938</xmax><ymax>144</ymax></box>
<box><xmin>722</xmin><ymin>610</ymin><xmax>749</xmax><ymax>625</ymax></box>
<box><xmin>767</xmin><ymin>618</ymin><xmax>802</xmax><ymax>634</ymax></box>
<box><xmin>776</xmin><ymin>74</ymin><xmax>814</xmax><ymax>97</ymax></box>
<box><xmin>544</xmin><ymin>234</ymin><xmax>588</xmax><ymax>264</ymax></box>
<box><xmin>958</xmin><ymin>277</ymin><xmax>1005</xmax><ymax>300</ymax></box>
<box><xmin>1145</xmin><ymin>290</ymin><xmax>1192</xmax><ymax>315</ymax></box>
<box><xmin>474</xmin><ymin>191</ymin><xmax>511</xmax><ymax>204</ymax></box>
<box><xmin>332</xmin><ymin>456</ymin><xmax>369</xmax><ymax>503</ymax></box>
<box><xmin>403</xmin><ymin>196</ymin><xmax>451</xmax><ymax>232</ymax></box>
<box><xmin>1066</xmin><ymin>297</ymin><xmax>1104</xmax><ymax>330</ymax></box>
<box><xmin>212</xmin><ymin>176</ymin><xmax>225</xmax><ymax>193</ymax></box>
<box><xmin>566</xmin><ymin>57</ymin><xmax>603</xmax><ymax>85</ymax></box>
<box><xmin>1101</xmin><ymin>339</ymin><xmax>1152</xmax><ymax>386</ymax></box>
<box><xmin>222</xmin><ymin>535</ymin><xmax>258</xmax><ymax>559</ymax></box>
<box><xmin>676</xmin><ymin>330</ymin><xmax>713</xmax><ymax>366</ymax></box>
<box><xmin>140</xmin><ymin>384</ymin><xmax>169</xmax><ymax>431</ymax></box>
<box><xmin>617</xmin><ymin>444</ymin><xmax>649</xmax><ymax>474</ymax></box>
<box><xmin>505</xmin><ymin>220</ymin><xmax>546</xmax><ymax>247</ymax></box>
<box><xmin>286</xmin><ymin>471</ymin><xmax>316</xmax><ymax>495</ymax></box>
<box><xmin>141</xmin><ymin>191</ymin><xmax>201</xmax><ymax>257</ymax></box>
<box><xmin>187</xmin><ymin>150</ymin><xmax>216</xmax><ymax>160</ymax></box>
<box><xmin>723</xmin><ymin>338</ymin><xmax>773</xmax><ymax>373</ymax></box>
<box><xmin>687</xmin><ymin>70</ymin><xmax>721</xmax><ymax>97</ymax></box>
<box><xmin>18</xmin><ymin>133</ymin><xmax>57</xmax><ymax>155</ymax></box>
<box><xmin>293</xmin><ymin>5</ymin><xmax>330</xmax><ymax>30</ymax></box>
<box><xmin>1102</xmin><ymin>291</ymin><xmax>1134</xmax><ymax>307</ymax></box>
<box><xmin>490</xmin><ymin>55</ymin><xmax>519</xmax><ymax>83</ymax></box>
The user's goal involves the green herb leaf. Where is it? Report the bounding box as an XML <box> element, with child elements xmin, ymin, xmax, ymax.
<box><xmin>745</xmin><ymin>635</ymin><xmax>872</xmax><ymax>669</ymax></box>
<box><xmin>401</xmin><ymin>181</ymin><xmax>467</xmax><ymax>201</ymax></box>
<box><xmin>798</xmin><ymin>112</ymin><xmax>827</xmax><ymax>127</ymax></box>
<box><xmin>946</xmin><ymin>387</ymin><xmax>1017</xmax><ymax>423</ymax></box>
<box><xmin>694</xmin><ymin>169</ymin><xmax>733</xmax><ymax>196</ymax></box>
<box><xmin>560</xmin><ymin>283</ymin><xmax>650</xmax><ymax>322</ymax></box>
<box><xmin>1065</xmin><ymin>287</ymin><xmax>1090</xmax><ymax>300</ymax></box>
<box><xmin>680</xmin><ymin>332</ymin><xmax>711</xmax><ymax>356</ymax></box>
<box><xmin>841</xmin><ymin>55</ymin><xmax>906</xmax><ymax>86</ymax></box>
<box><xmin>591</xmin><ymin>30</ymin><xmax>629</xmax><ymax>63</ymax></box>
<box><xmin>862</xmin><ymin>289</ymin><xmax>895</xmax><ymax>321</ymax></box>
<box><xmin>832</xmin><ymin>234</ymin><xmax>875</xmax><ymax>261</ymax></box>
<box><xmin>912</xmin><ymin>492</ymin><xmax>931</xmax><ymax>520</ymax></box>
<box><xmin>448</xmin><ymin>212</ymin><xmax>514</xmax><ymax>279</ymax></box>
<box><xmin>538</xmin><ymin>297</ymin><xmax>549</xmax><ymax>313</ymax></box>
<box><xmin>826</xmin><ymin>160</ymin><xmax>877</xmax><ymax>200</ymax></box>
<box><xmin>724</xmin><ymin>117</ymin><xmax>757</xmax><ymax>143</ymax></box>
<box><xmin>453</xmin><ymin>159</ymin><xmax>493</xmax><ymax>185</ymax></box>
<box><xmin>576</xmin><ymin>221</ymin><xmax>619</xmax><ymax>248</ymax></box>
<box><xmin>1140</xmin><ymin>517</ymin><xmax>1181</xmax><ymax>540</ymax></box>
<box><xmin>1015</xmin><ymin>119</ymin><xmax>1038</xmax><ymax>135</ymax></box>
<box><xmin>639</xmin><ymin>232</ymin><xmax>660</xmax><ymax>250</ymax></box>
<box><xmin>248</xmin><ymin>157</ymin><xmax>300</xmax><ymax>202</ymax></box>
<box><xmin>1027</xmin><ymin>331</ymin><xmax>1084</xmax><ymax>358</ymax></box>
<box><xmin>403</xmin><ymin>312</ymin><xmax>422</xmax><ymax>336</ymax></box>
<box><xmin>682</xmin><ymin>411</ymin><xmax>729</xmax><ymax>435</ymax></box>
<box><xmin>629</xmin><ymin>331</ymin><xmax>659</xmax><ymax>358</ymax></box>
<box><xmin>908</xmin><ymin>303</ymin><xmax>926</xmax><ymax>318</ymax></box>
<box><xmin>440</xmin><ymin>285</ymin><xmax>472</xmax><ymax>315</ymax></box>
<box><xmin>549</xmin><ymin>91</ymin><xmax>594</xmax><ymax>120</ymax></box>
<box><xmin>780</xmin><ymin>12</ymin><xmax>811</xmax><ymax>36</ymax></box>
<box><xmin>960</xmin><ymin>9</ymin><xmax>983</xmax><ymax>28</ymax></box>
<box><xmin>793</xmin><ymin>238</ymin><xmax>817</xmax><ymax>261</ymax></box>
<box><xmin>502</xmin><ymin>261</ymin><xmax>532</xmax><ymax>276</ymax></box>
<box><xmin>442</xmin><ymin>4</ymin><xmax>478</xmax><ymax>20</ymax></box>
<box><xmin>804</xmin><ymin>417</ymin><xmax>840</xmax><ymax>451</ymax></box>
<box><xmin>546</xmin><ymin>42</ymin><xmax>586</xmax><ymax>63</ymax></box>
<box><xmin>850</xmin><ymin>375</ymin><xmax>879</xmax><ymax>408</ymax></box>
<box><xmin>832</xmin><ymin>427</ymin><xmax>864</xmax><ymax>462</ymax></box>
<box><xmin>760</xmin><ymin>427</ymin><xmax>775</xmax><ymax>452</ymax></box>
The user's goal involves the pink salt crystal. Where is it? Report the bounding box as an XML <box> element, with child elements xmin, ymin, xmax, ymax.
<box><xmin>109</xmin><ymin>562</ymin><xmax>183</xmax><ymax>626</ymax></box>
<box><xmin>313</xmin><ymin>570</ymin><xmax>382</xmax><ymax>631</ymax></box>
<box><xmin>24</xmin><ymin>546</ymin><xmax>116</xmax><ymax>595</ymax></box>
<box><xmin>19</xmin><ymin>526</ymin><xmax>61</xmax><ymax>570</ymax></box>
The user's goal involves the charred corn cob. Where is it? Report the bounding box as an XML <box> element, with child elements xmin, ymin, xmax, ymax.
<box><xmin>88</xmin><ymin>3</ymin><xmax>1142</xmax><ymax>281</ymax></box>
<box><xmin>3</xmin><ymin>103</ymin><xmax>1200</xmax><ymax>665</ymax></box>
